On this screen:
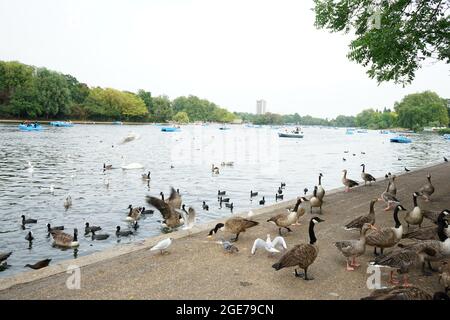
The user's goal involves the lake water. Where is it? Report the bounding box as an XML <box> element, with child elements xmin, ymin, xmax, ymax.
<box><xmin>0</xmin><ymin>123</ymin><xmax>448</xmax><ymax>278</ymax></box>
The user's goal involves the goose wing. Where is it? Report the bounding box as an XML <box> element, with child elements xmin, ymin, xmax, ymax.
<box><xmin>374</xmin><ymin>249</ymin><xmax>418</xmax><ymax>269</ymax></box>
<box><xmin>167</xmin><ymin>187</ymin><xmax>182</xmax><ymax>209</ymax></box>
<box><xmin>51</xmin><ymin>231</ymin><xmax>73</xmax><ymax>244</ymax></box>
<box><xmin>345</xmin><ymin>215</ymin><xmax>370</xmax><ymax>230</ymax></box>
<box><xmin>366</xmin><ymin>228</ymin><xmax>396</xmax><ymax>247</ymax></box>
<box><xmin>272</xmin><ymin>236</ymin><xmax>287</xmax><ymax>250</ymax></box>
<box><xmin>276</xmin><ymin>244</ymin><xmax>317</xmax><ymax>268</ymax></box>
<box><xmin>0</xmin><ymin>252</ymin><xmax>12</xmax><ymax>262</ymax></box>
<box><xmin>403</xmin><ymin>226</ymin><xmax>439</xmax><ymax>240</ymax></box>
<box><xmin>334</xmin><ymin>240</ymin><xmax>357</xmax><ymax>255</ymax></box>
<box><xmin>146</xmin><ymin>196</ymin><xmax>176</xmax><ymax>220</ymax></box>
<box><xmin>382</xmin><ymin>192</ymin><xmax>400</xmax><ymax>203</ymax></box>
<box><xmin>251</xmin><ymin>238</ymin><xmax>267</xmax><ymax>254</ymax></box>
<box><xmin>346</xmin><ymin>178</ymin><xmax>359</xmax><ymax>187</ymax></box>
<box><xmin>364</xmin><ymin>173</ymin><xmax>376</xmax><ymax>181</ymax></box>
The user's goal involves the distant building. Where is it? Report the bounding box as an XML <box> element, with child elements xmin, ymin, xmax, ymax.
<box><xmin>256</xmin><ymin>99</ymin><xmax>267</xmax><ymax>115</ymax></box>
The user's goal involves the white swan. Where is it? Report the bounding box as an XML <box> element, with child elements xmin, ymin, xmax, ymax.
<box><xmin>121</xmin><ymin>162</ymin><xmax>144</xmax><ymax>170</ymax></box>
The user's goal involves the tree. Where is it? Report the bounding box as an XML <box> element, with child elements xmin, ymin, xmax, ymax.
<box><xmin>173</xmin><ymin>111</ymin><xmax>190</xmax><ymax>123</ymax></box>
<box><xmin>152</xmin><ymin>95</ymin><xmax>173</xmax><ymax>122</ymax></box>
<box><xmin>34</xmin><ymin>68</ymin><xmax>71</xmax><ymax>118</ymax></box>
<box><xmin>395</xmin><ymin>91</ymin><xmax>448</xmax><ymax>130</ymax></box>
<box><xmin>314</xmin><ymin>0</ymin><xmax>450</xmax><ymax>84</ymax></box>
<box><xmin>137</xmin><ymin>90</ymin><xmax>153</xmax><ymax>113</ymax></box>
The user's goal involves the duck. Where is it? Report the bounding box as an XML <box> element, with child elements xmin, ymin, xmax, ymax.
<box><xmin>225</xmin><ymin>202</ymin><xmax>234</xmax><ymax>212</ymax></box>
<box><xmin>141</xmin><ymin>207</ymin><xmax>154</xmax><ymax>215</ymax></box>
<box><xmin>103</xmin><ymin>163</ymin><xmax>112</xmax><ymax>171</ymax></box>
<box><xmin>126</xmin><ymin>205</ymin><xmax>142</xmax><ymax>221</ymax></box>
<box><xmin>335</xmin><ymin>223</ymin><xmax>377</xmax><ymax>271</ymax></box>
<box><xmin>267</xmin><ymin>199</ymin><xmax>306</xmax><ymax>236</ymax></box>
<box><xmin>342</xmin><ymin>170</ymin><xmax>359</xmax><ymax>192</ymax></box>
<box><xmin>21</xmin><ymin>215</ymin><xmax>37</xmax><ymax>226</ymax></box>
<box><xmin>85</xmin><ymin>222</ymin><xmax>102</xmax><ymax>235</ymax></box>
<box><xmin>438</xmin><ymin>261</ymin><xmax>450</xmax><ymax>293</ymax></box>
<box><xmin>275</xmin><ymin>193</ymin><xmax>284</xmax><ymax>201</ymax></box>
<box><xmin>272</xmin><ymin>217</ymin><xmax>325</xmax><ymax>280</ymax></box>
<box><xmin>387</xmin><ymin>174</ymin><xmax>397</xmax><ymax>196</ymax></box>
<box><xmin>219</xmin><ymin>196</ymin><xmax>230</xmax><ymax>203</ymax></box>
<box><xmin>309</xmin><ymin>186</ymin><xmax>322</xmax><ymax>214</ymax></box>
<box><xmin>360</xmin><ymin>286</ymin><xmax>443</xmax><ymax>300</ymax></box>
<box><xmin>0</xmin><ymin>252</ymin><xmax>12</xmax><ymax>263</ymax></box>
<box><xmin>316</xmin><ymin>173</ymin><xmax>325</xmax><ymax>201</ymax></box>
<box><xmin>360</xmin><ymin>164</ymin><xmax>376</xmax><ymax>185</ymax></box>
<box><xmin>25</xmin><ymin>259</ymin><xmax>51</xmax><ymax>270</ymax></box>
<box><xmin>146</xmin><ymin>195</ymin><xmax>183</xmax><ymax>229</ymax></box>
<box><xmin>250</xmin><ymin>190</ymin><xmax>258</xmax><ymax>198</ymax></box>
<box><xmin>259</xmin><ymin>197</ymin><xmax>266</xmax><ymax>205</ymax></box>
<box><xmin>251</xmin><ymin>234</ymin><xmax>287</xmax><ymax>255</ymax></box>
<box><xmin>208</xmin><ymin>217</ymin><xmax>259</xmax><ymax>242</ymax></box>
<box><xmin>25</xmin><ymin>231</ymin><xmax>34</xmax><ymax>242</ymax></box>
<box><xmin>150</xmin><ymin>238</ymin><xmax>173</xmax><ymax>254</ymax></box>
<box><xmin>218</xmin><ymin>190</ymin><xmax>226</xmax><ymax>196</ymax></box>
<box><xmin>366</xmin><ymin>205</ymin><xmax>407</xmax><ymax>256</ymax></box>
<box><xmin>404</xmin><ymin>192</ymin><xmax>424</xmax><ymax>228</ymax></box>
<box><xmin>47</xmin><ymin>224</ymin><xmax>64</xmax><ymax>233</ymax></box>
<box><xmin>91</xmin><ymin>230</ymin><xmax>110</xmax><ymax>240</ymax></box>
<box><xmin>51</xmin><ymin>229</ymin><xmax>79</xmax><ymax>248</ymax></box>
<box><xmin>277</xmin><ymin>187</ymin><xmax>283</xmax><ymax>195</ymax></box>
<box><xmin>345</xmin><ymin>198</ymin><xmax>378</xmax><ymax>231</ymax></box>
<box><xmin>397</xmin><ymin>216</ymin><xmax>450</xmax><ymax>276</ymax></box>
<box><xmin>418</xmin><ymin>173</ymin><xmax>434</xmax><ymax>201</ymax></box>
<box><xmin>64</xmin><ymin>196</ymin><xmax>72</xmax><ymax>210</ymax></box>
<box><xmin>202</xmin><ymin>201</ymin><xmax>209</xmax><ymax>211</ymax></box>
<box><xmin>116</xmin><ymin>226</ymin><xmax>133</xmax><ymax>237</ymax></box>
<box><xmin>379</xmin><ymin>181</ymin><xmax>401</xmax><ymax>211</ymax></box>
<box><xmin>211</xmin><ymin>164</ymin><xmax>219</xmax><ymax>174</ymax></box>
<box><xmin>141</xmin><ymin>171</ymin><xmax>151</xmax><ymax>181</ymax></box>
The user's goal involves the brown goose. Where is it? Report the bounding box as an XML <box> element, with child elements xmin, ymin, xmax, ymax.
<box><xmin>387</xmin><ymin>174</ymin><xmax>397</xmax><ymax>196</ymax></box>
<box><xmin>360</xmin><ymin>286</ymin><xmax>437</xmax><ymax>300</ymax></box>
<box><xmin>268</xmin><ymin>198</ymin><xmax>306</xmax><ymax>234</ymax></box>
<box><xmin>342</xmin><ymin>170</ymin><xmax>359</xmax><ymax>192</ymax></box>
<box><xmin>404</xmin><ymin>192</ymin><xmax>424</xmax><ymax>228</ymax></box>
<box><xmin>208</xmin><ymin>217</ymin><xmax>258</xmax><ymax>242</ymax></box>
<box><xmin>418</xmin><ymin>173</ymin><xmax>434</xmax><ymax>201</ymax></box>
<box><xmin>146</xmin><ymin>195</ymin><xmax>183</xmax><ymax>228</ymax></box>
<box><xmin>272</xmin><ymin>217</ymin><xmax>324</xmax><ymax>280</ymax></box>
<box><xmin>316</xmin><ymin>173</ymin><xmax>325</xmax><ymax>201</ymax></box>
<box><xmin>309</xmin><ymin>186</ymin><xmax>322</xmax><ymax>214</ymax></box>
<box><xmin>360</xmin><ymin>164</ymin><xmax>376</xmax><ymax>185</ymax></box>
<box><xmin>335</xmin><ymin>223</ymin><xmax>377</xmax><ymax>271</ymax></box>
<box><xmin>345</xmin><ymin>198</ymin><xmax>378</xmax><ymax>231</ymax></box>
<box><xmin>51</xmin><ymin>229</ymin><xmax>79</xmax><ymax>248</ymax></box>
<box><xmin>166</xmin><ymin>187</ymin><xmax>182</xmax><ymax>209</ymax></box>
<box><xmin>366</xmin><ymin>205</ymin><xmax>406</xmax><ymax>256</ymax></box>
<box><xmin>25</xmin><ymin>258</ymin><xmax>51</xmax><ymax>270</ymax></box>
<box><xmin>379</xmin><ymin>181</ymin><xmax>400</xmax><ymax>211</ymax></box>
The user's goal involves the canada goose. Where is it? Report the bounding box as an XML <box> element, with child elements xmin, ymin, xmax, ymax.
<box><xmin>272</xmin><ymin>217</ymin><xmax>325</xmax><ymax>280</ymax></box>
<box><xmin>303</xmin><ymin>188</ymin><xmax>308</xmax><ymax>196</ymax></box>
<box><xmin>225</xmin><ymin>202</ymin><xmax>234</xmax><ymax>212</ymax></box>
<box><xmin>423</xmin><ymin>209</ymin><xmax>450</xmax><ymax>225</ymax></box>
<box><xmin>250</xmin><ymin>190</ymin><xmax>258</xmax><ymax>198</ymax></box>
<box><xmin>438</xmin><ymin>261</ymin><xmax>450</xmax><ymax>293</ymax></box>
<box><xmin>309</xmin><ymin>186</ymin><xmax>322</xmax><ymax>214</ymax></box>
<box><xmin>317</xmin><ymin>173</ymin><xmax>325</xmax><ymax>201</ymax></box>
<box><xmin>345</xmin><ymin>198</ymin><xmax>378</xmax><ymax>231</ymax></box>
<box><xmin>379</xmin><ymin>181</ymin><xmax>400</xmax><ymax>211</ymax></box>
<box><xmin>277</xmin><ymin>187</ymin><xmax>283</xmax><ymax>195</ymax></box>
<box><xmin>47</xmin><ymin>224</ymin><xmax>64</xmax><ymax>233</ymax></box>
<box><xmin>267</xmin><ymin>200</ymin><xmax>306</xmax><ymax>236</ymax></box>
<box><xmin>51</xmin><ymin>229</ymin><xmax>79</xmax><ymax>248</ymax></box>
<box><xmin>219</xmin><ymin>197</ymin><xmax>230</xmax><ymax>203</ymax></box>
<box><xmin>166</xmin><ymin>187</ymin><xmax>182</xmax><ymax>209</ymax></box>
<box><xmin>126</xmin><ymin>205</ymin><xmax>142</xmax><ymax>221</ymax></box>
<box><xmin>85</xmin><ymin>222</ymin><xmax>101</xmax><ymax>235</ymax></box>
<box><xmin>335</xmin><ymin>223</ymin><xmax>377</xmax><ymax>271</ymax></box>
<box><xmin>252</xmin><ymin>234</ymin><xmax>287</xmax><ymax>255</ymax></box>
<box><xmin>116</xmin><ymin>226</ymin><xmax>133</xmax><ymax>237</ymax></box>
<box><xmin>141</xmin><ymin>171</ymin><xmax>151</xmax><ymax>181</ymax></box>
<box><xmin>366</xmin><ymin>205</ymin><xmax>406</xmax><ymax>256</ymax></box>
<box><xmin>342</xmin><ymin>170</ymin><xmax>359</xmax><ymax>192</ymax></box>
<box><xmin>150</xmin><ymin>238</ymin><xmax>173</xmax><ymax>254</ymax></box>
<box><xmin>21</xmin><ymin>215</ymin><xmax>37</xmax><ymax>226</ymax></box>
<box><xmin>404</xmin><ymin>192</ymin><xmax>424</xmax><ymax>228</ymax></box>
<box><xmin>208</xmin><ymin>217</ymin><xmax>259</xmax><ymax>242</ymax></box>
<box><xmin>275</xmin><ymin>194</ymin><xmax>284</xmax><ymax>201</ymax></box>
<box><xmin>360</xmin><ymin>164</ymin><xmax>376</xmax><ymax>185</ymax></box>
<box><xmin>146</xmin><ymin>195</ymin><xmax>183</xmax><ymax>229</ymax></box>
<box><xmin>211</xmin><ymin>164</ymin><xmax>219</xmax><ymax>174</ymax></box>
<box><xmin>25</xmin><ymin>259</ymin><xmax>51</xmax><ymax>270</ymax></box>
<box><xmin>202</xmin><ymin>201</ymin><xmax>209</xmax><ymax>211</ymax></box>
<box><xmin>418</xmin><ymin>173</ymin><xmax>434</xmax><ymax>201</ymax></box>
<box><xmin>293</xmin><ymin>197</ymin><xmax>309</xmax><ymax>225</ymax></box>
<box><xmin>360</xmin><ymin>285</ymin><xmax>439</xmax><ymax>300</ymax></box>
<box><xmin>25</xmin><ymin>231</ymin><xmax>34</xmax><ymax>242</ymax></box>
<box><xmin>0</xmin><ymin>252</ymin><xmax>12</xmax><ymax>263</ymax></box>
<box><xmin>103</xmin><ymin>163</ymin><xmax>112</xmax><ymax>171</ymax></box>
<box><xmin>64</xmin><ymin>196</ymin><xmax>72</xmax><ymax>210</ymax></box>
<box><xmin>141</xmin><ymin>207</ymin><xmax>154</xmax><ymax>215</ymax></box>
<box><xmin>387</xmin><ymin>174</ymin><xmax>397</xmax><ymax>196</ymax></box>
<box><xmin>259</xmin><ymin>197</ymin><xmax>265</xmax><ymax>205</ymax></box>
<box><xmin>91</xmin><ymin>230</ymin><xmax>110</xmax><ymax>241</ymax></box>
<box><xmin>218</xmin><ymin>190</ymin><xmax>226</xmax><ymax>196</ymax></box>
<box><xmin>280</xmin><ymin>182</ymin><xmax>286</xmax><ymax>189</ymax></box>
<box><xmin>397</xmin><ymin>217</ymin><xmax>450</xmax><ymax>276</ymax></box>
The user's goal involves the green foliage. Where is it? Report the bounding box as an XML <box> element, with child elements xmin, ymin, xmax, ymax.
<box><xmin>394</xmin><ymin>91</ymin><xmax>449</xmax><ymax>130</ymax></box>
<box><xmin>437</xmin><ymin>128</ymin><xmax>450</xmax><ymax>135</ymax></box>
<box><xmin>34</xmin><ymin>68</ymin><xmax>71</xmax><ymax>118</ymax></box>
<box><xmin>137</xmin><ymin>90</ymin><xmax>153</xmax><ymax>113</ymax></box>
<box><xmin>172</xmin><ymin>111</ymin><xmax>190</xmax><ymax>123</ymax></box>
<box><xmin>314</xmin><ymin>0</ymin><xmax>450</xmax><ymax>85</ymax></box>
<box><xmin>151</xmin><ymin>95</ymin><xmax>173</xmax><ymax>123</ymax></box>
<box><xmin>355</xmin><ymin>108</ymin><xmax>397</xmax><ymax>129</ymax></box>
<box><xmin>172</xmin><ymin>95</ymin><xmax>235</xmax><ymax>123</ymax></box>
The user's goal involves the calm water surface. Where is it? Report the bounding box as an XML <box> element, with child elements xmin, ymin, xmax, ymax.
<box><xmin>0</xmin><ymin>123</ymin><xmax>448</xmax><ymax>277</ymax></box>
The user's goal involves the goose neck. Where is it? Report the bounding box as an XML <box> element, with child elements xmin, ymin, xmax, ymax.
<box><xmin>309</xmin><ymin>220</ymin><xmax>317</xmax><ymax>245</ymax></box>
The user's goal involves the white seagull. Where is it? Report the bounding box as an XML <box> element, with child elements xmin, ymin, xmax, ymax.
<box><xmin>251</xmin><ymin>234</ymin><xmax>287</xmax><ymax>255</ymax></box>
<box><xmin>180</xmin><ymin>207</ymin><xmax>196</xmax><ymax>230</ymax></box>
<box><xmin>150</xmin><ymin>238</ymin><xmax>173</xmax><ymax>254</ymax></box>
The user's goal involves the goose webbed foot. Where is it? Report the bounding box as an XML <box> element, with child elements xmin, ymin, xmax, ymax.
<box><xmin>346</xmin><ymin>261</ymin><xmax>355</xmax><ymax>271</ymax></box>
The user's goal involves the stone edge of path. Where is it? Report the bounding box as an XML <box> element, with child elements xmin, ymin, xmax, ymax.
<box><xmin>0</xmin><ymin>160</ymin><xmax>443</xmax><ymax>291</ymax></box>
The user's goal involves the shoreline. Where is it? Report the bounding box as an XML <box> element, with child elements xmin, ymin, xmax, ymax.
<box><xmin>0</xmin><ymin>160</ymin><xmax>447</xmax><ymax>297</ymax></box>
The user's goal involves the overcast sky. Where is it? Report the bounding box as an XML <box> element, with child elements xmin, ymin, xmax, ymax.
<box><xmin>0</xmin><ymin>0</ymin><xmax>448</xmax><ymax>118</ymax></box>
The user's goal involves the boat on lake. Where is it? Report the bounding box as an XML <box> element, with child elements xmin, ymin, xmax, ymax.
<box><xmin>443</xmin><ymin>134</ymin><xmax>450</xmax><ymax>140</ymax></box>
<box><xmin>50</xmin><ymin>121</ymin><xmax>73</xmax><ymax>127</ymax></box>
<box><xmin>219</xmin><ymin>127</ymin><xmax>230</xmax><ymax>130</ymax></box>
<box><xmin>112</xmin><ymin>121</ymin><xmax>123</xmax><ymax>125</ymax></box>
<box><xmin>346</xmin><ymin>128</ymin><xmax>354</xmax><ymax>135</ymax></box>
<box><xmin>380</xmin><ymin>130</ymin><xmax>390</xmax><ymax>134</ymax></box>
<box><xmin>18</xmin><ymin>124</ymin><xmax>43</xmax><ymax>131</ymax></box>
<box><xmin>278</xmin><ymin>132</ymin><xmax>304</xmax><ymax>138</ymax></box>
<box><xmin>390</xmin><ymin>136</ymin><xmax>412</xmax><ymax>143</ymax></box>
<box><xmin>161</xmin><ymin>127</ymin><xmax>180</xmax><ymax>132</ymax></box>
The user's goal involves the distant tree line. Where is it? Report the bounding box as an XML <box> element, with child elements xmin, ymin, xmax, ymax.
<box><xmin>235</xmin><ymin>91</ymin><xmax>449</xmax><ymax>131</ymax></box>
<box><xmin>0</xmin><ymin>60</ymin><xmax>236</xmax><ymax>123</ymax></box>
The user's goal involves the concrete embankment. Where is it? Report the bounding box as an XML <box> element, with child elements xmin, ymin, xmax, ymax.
<box><xmin>0</xmin><ymin>162</ymin><xmax>449</xmax><ymax>299</ymax></box>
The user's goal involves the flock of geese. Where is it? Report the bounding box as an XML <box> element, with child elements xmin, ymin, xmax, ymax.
<box><xmin>2</xmin><ymin>148</ymin><xmax>450</xmax><ymax>300</ymax></box>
